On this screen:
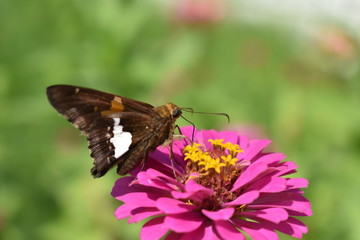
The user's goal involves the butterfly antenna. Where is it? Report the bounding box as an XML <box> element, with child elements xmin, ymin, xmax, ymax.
<box><xmin>181</xmin><ymin>108</ymin><xmax>230</xmax><ymax>123</ymax></box>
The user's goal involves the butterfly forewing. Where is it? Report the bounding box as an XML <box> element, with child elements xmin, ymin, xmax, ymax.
<box><xmin>46</xmin><ymin>85</ymin><xmax>181</xmax><ymax>178</ymax></box>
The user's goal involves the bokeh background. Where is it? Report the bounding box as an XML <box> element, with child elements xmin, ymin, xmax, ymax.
<box><xmin>1</xmin><ymin>0</ymin><xmax>360</xmax><ymax>239</ymax></box>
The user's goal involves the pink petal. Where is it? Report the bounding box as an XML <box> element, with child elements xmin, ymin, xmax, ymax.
<box><xmin>243</xmin><ymin>139</ymin><xmax>271</xmax><ymax>161</ymax></box>
<box><xmin>171</xmin><ymin>190</ymin><xmax>213</xmax><ymax>203</ymax></box>
<box><xmin>114</xmin><ymin>204</ymin><xmax>134</xmax><ymax>220</ymax></box>
<box><xmin>252</xmin><ymin>190</ymin><xmax>304</xmax><ymax>204</ymax></box>
<box><xmin>240</xmin><ymin>208</ymin><xmax>289</xmax><ymax>224</ymax></box>
<box><xmin>133</xmin><ymin>159</ymin><xmax>175</xmax><ymax>179</ymax></box>
<box><xmin>185</xmin><ymin>179</ymin><xmax>212</xmax><ymax>194</ymax></box>
<box><xmin>257</xmin><ymin>217</ymin><xmax>308</xmax><ymax>239</ymax></box>
<box><xmin>137</xmin><ymin>171</ymin><xmax>173</xmax><ymax>191</ymax></box>
<box><xmin>223</xmin><ymin>190</ymin><xmax>260</xmax><ymax>206</ymax></box>
<box><xmin>214</xmin><ymin>220</ymin><xmax>245</xmax><ymax>239</ymax></box>
<box><xmin>171</xmin><ymin>191</ymin><xmax>197</xmax><ymax>200</ymax></box>
<box><xmin>250</xmin><ymin>200</ymin><xmax>312</xmax><ymax>216</ymax></box>
<box><xmin>232</xmin><ymin>219</ymin><xmax>279</xmax><ymax>240</ymax></box>
<box><xmin>218</xmin><ymin>130</ymin><xmax>239</xmax><ymax>145</ymax></box>
<box><xmin>128</xmin><ymin>207</ymin><xmax>164</xmax><ymax>223</ymax></box>
<box><xmin>170</xmin><ymin>140</ymin><xmax>188</xmax><ymax>162</ymax></box>
<box><xmin>149</xmin><ymin>145</ymin><xmax>185</xmax><ymax>173</ymax></box>
<box><xmin>176</xmin><ymin>222</ymin><xmax>223</xmax><ymax>240</ymax></box>
<box><xmin>140</xmin><ymin>216</ymin><xmax>169</xmax><ymax>240</ymax></box>
<box><xmin>111</xmin><ymin>176</ymin><xmax>136</xmax><ymax>197</ymax></box>
<box><xmin>251</xmin><ymin>191</ymin><xmax>312</xmax><ymax>216</ymax></box>
<box><xmin>116</xmin><ymin>192</ymin><xmax>157</xmax><ymax>207</ymax></box>
<box><xmin>171</xmin><ymin>180</ymin><xmax>213</xmax><ymax>202</ymax></box>
<box><xmin>286</xmin><ymin>178</ymin><xmax>309</xmax><ymax>189</ymax></box>
<box><xmin>287</xmin><ymin>217</ymin><xmax>308</xmax><ymax>235</ymax></box>
<box><xmin>164</xmin><ymin>232</ymin><xmax>182</xmax><ymax>240</ymax></box>
<box><xmin>137</xmin><ymin>169</ymin><xmax>182</xmax><ymax>191</ymax></box>
<box><xmin>238</xmin><ymin>135</ymin><xmax>249</xmax><ymax>155</ymax></box>
<box><xmin>202</xmin><ymin>208</ymin><xmax>235</xmax><ymax>221</ymax></box>
<box><xmin>164</xmin><ymin>211</ymin><xmax>204</xmax><ymax>233</ymax></box>
<box><xmin>256</xmin><ymin>153</ymin><xmax>286</xmax><ymax>165</ymax></box>
<box><xmin>231</xmin><ymin>162</ymin><xmax>268</xmax><ymax>191</ymax></box>
<box><xmin>200</xmin><ymin>129</ymin><xmax>219</xmax><ymax>149</ymax></box>
<box><xmin>261</xmin><ymin>177</ymin><xmax>287</xmax><ymax>193</ymax></box>
<box><xmin>180</xmin><ymin>126</ymin><xmax>199</xmax><ymax>140</ymax></box>
<box><xmin>112</xmin><ymin>177</ymin><xmax>167</xmax><ymax>200</ymax></box>
<box><xmin>147</xmin><ymin>168</ymin><xmax>182</xmax><ymax>186</ymax></box>
<box><xmin>156</xmin><ymin>197</ymin><xmax>197</xmax><ymax>214</ymax></box>
<box><xmin>275</xmin><ymin>161</ymin><xmax>298</xmax><ymax>176</ymax></box>
<box><xmin>248</xmin><ymin>176</ymin><xmax>287</xmax><ymax>193</ymax></box>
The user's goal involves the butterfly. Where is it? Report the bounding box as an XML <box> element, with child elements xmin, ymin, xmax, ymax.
<box><xmin>46</xmin><ymin>85</ymin><xmax>182</xmax><ymax>178</ymax></box>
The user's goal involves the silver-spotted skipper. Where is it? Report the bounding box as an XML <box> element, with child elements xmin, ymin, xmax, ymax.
<box><xmin>47</xmin><ymin>85</ymin><xmax>182</xmax><ymax>178</ymax></box>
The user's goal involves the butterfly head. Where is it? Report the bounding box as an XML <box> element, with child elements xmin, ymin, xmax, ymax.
<box><xmin>165</xmin><ymin>103</ymin><xmax>182</xmax><ymax>120</ymax></box>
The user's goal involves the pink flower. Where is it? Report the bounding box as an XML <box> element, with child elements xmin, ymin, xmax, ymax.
<box><xmin>319</xmin><ymin>28</ymin><xmax>355</xmax><ymax>59</ymax></box>
<box><xmin>112</xmin><ymin>126</ymin><xmax>312</xmax><ymax>240</ymax></box>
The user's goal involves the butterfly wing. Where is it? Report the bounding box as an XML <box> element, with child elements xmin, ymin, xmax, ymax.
<box><xmin>46</xmin><ymin>85</ymin><xmax>160</xmax><ymax>177</ymax></box>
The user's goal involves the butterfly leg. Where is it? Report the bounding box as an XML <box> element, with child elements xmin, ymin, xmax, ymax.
<box><xmin>169</xmin><ymin>142</ymin><xmax>179</xmax><ymax>179</ymax></box>
<box><xmin>174</xmin><ymin>125</ymin><xmax>193</xmax><ymax>146</ymax></box>
<box><xmin>167</xmin><ymin>125</ymin><xmax>194</xmax><ymax>179</ymax></box>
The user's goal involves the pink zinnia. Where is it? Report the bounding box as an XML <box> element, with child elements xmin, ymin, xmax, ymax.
<box><xmin>111</xmin><ymin>126</ymin><xmax>312</xmax><ymax>240</ymax></box>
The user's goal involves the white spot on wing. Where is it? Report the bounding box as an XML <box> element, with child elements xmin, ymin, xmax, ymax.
<box><xmin>113</xmin><ymin>117</ymin><xmax>120</xmax><ymax>125</ymax></box>
<box><xmin>110</xmin><ymin>117</ymin><xmax>132</xmax><ymax>158</ymax></box>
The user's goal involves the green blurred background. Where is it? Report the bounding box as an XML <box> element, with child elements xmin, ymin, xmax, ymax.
<box><xmin>1</xmin><ymin>0</ymin><xmax>360</xmax><ymax>239</ymax></box>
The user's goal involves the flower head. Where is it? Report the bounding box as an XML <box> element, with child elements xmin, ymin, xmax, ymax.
<box><xmin>112</xmin><ymin>126</ymin><xmax>312</xmax><ymax>240</ymax></box>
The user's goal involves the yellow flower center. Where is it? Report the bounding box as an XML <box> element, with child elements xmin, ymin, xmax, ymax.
<box><xmin>182</xmin><ymin>139</ymin><xmax>246</xmax><ymax>210</ymax></box>
<box><xmin>183</xmin><ymin>139</ymin><xmax>244</xmax><ymax>175</ymax></box>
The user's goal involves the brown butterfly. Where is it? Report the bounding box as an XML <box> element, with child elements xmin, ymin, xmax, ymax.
<box><xmin>46</xmin><ymin>85</ymin><xmax>182</xmax><ymax>178</ymax></box>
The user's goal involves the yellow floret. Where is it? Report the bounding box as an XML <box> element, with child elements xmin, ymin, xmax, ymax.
<box><xmin>208</xmin><ymin>139</ymin><xmax>224</xmax><ymax>147</ymax></box>
<box><xmin>209</xmin><ymin>158</ymin><xmax>226</xmax><ymax>173</ymax></box>
<box><xmin>221</xmin><ymin>155</ymin><xmax>238</xmax><ymax>166</ymax></box>
<box><xmin>183</xmin><ymin>143</ymin><xmax>201</xmax><ymax>154</ymax></box>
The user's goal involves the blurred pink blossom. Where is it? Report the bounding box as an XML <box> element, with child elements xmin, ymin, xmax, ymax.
<box><xmin>319</xmin><ymin>28</ymin><xmax>356</xmax><ymax>59</ymax></box>
<box><xmin>173</xmin><ymin>0</ymin><xmax>225</xmax><ymax>24</ymax></box>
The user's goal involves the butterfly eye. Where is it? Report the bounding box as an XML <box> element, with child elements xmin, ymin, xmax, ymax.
<box><xmin>172</xmin><ymin>108</ymin><xmax>182</xmax><ymax>118</ymax></box>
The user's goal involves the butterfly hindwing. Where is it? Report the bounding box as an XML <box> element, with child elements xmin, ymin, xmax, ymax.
<box><xmin>89</xmin><ymin>112</ymin><xmax>156</xmax><ymax>177</ymax></box>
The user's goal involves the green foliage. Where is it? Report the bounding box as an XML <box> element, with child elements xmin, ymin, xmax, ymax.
<box><xmin>1</xmin><ymin>0</ymin><xmax>360</xmax><ymax>239</ymax></box>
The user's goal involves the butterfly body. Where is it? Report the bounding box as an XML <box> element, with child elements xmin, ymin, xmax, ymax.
<box><xmin>46</xmin><ymin>85</ymin><xmax>182</xmax><ymax>178</ymax></box>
